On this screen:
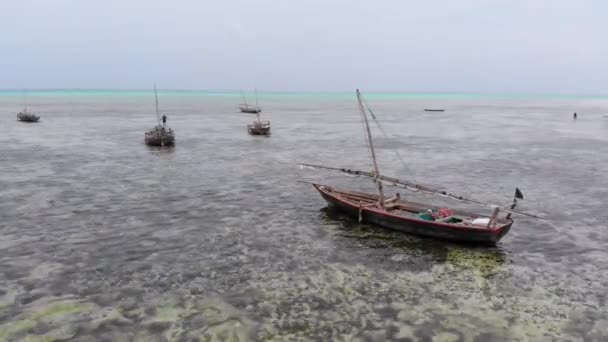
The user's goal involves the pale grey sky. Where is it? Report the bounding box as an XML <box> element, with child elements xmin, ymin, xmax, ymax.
<box><xmin>1</xmin><ymin>0</ymin><xmax>607</xmax><ymax>93</ymax></box>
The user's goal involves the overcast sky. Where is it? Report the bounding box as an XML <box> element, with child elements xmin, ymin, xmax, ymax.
<box><xmin>1</xmin><ymin>0</ymin><xmax>607</xmax><ymax>93</ymax></box>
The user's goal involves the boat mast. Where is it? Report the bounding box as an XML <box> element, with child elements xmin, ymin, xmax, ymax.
<box><xmin>154</xmin><ymin>84</ymin><xmax>164</xmax><ymax>147</ymax></box>
<box><xmin>356</xmin><ymin>89</ymin><xmax>384</xmax><ymax>207</ymax></box>
<box><xmin>154</xmin><ymin>84</ymin><xmax>161</xmax><ymax>126</ymax></box>
<box><xmin>22</xmin><ymin>89</ymin><xmax>28</xmax><ymax>113</ymax></box>
<box><xmin>241</xmin><ymin>90</ymin><xmax>248</xmax><ymax>106</ymax></box>
<box><xmin>255</xmin><ymin>88</ymin><xmax>259</xmax><ymax>111</ymax></box>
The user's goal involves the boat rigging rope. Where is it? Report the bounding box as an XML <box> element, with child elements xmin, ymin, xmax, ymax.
<box><xmin>297</xmin><ymin>164</ymin><xmax>550</xmax><ymax>220</ymax></box>
<box><xmin>360</xmin><ymin>93</ymin><xmax>419</xmax><ymax>184</ymax></box>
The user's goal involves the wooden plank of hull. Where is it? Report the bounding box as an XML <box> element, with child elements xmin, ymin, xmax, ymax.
<box><xmin>313</xmin><ymin>184</ymin><xmax>512</xmax><ymax>244</ymax></box>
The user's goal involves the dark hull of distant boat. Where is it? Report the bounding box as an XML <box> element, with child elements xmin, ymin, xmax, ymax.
<box><xmin>313</xmin><ymin>184</ymin><xmax>512</xmax><ymax>244</ymax></box>
<box><xmin>240</xmin><ymin>108</ymin><xmax>262</xmax><ymax>114</ymax></box>
<box><xmin>145</xmin><ymin>127</ymin><xmax>175</xmax><ymax>147</ymax></box>
<box><xmin>424</xmin><ymin>109</ymin><xmax>445</xmax><ymax>112</ymax></box>
<box><xmin>17</xmin><ymin>113</ymin><xmax>40</xmax><ymax>122</ymax></box>
<box><xmin>248</xmin><ymin>122</ymin><xmax>271</xmax><ymax>135</ymax></box>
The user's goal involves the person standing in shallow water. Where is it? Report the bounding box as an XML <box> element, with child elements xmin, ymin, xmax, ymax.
<box><xmin>162</xmin><ymin>114</ymin><xmax>167</xmax><ymax>126</ymax></box>
<box><xmin>573</xmin><ymin>112</ymin><xmax>577</xmax><ymax>120</ymax></box>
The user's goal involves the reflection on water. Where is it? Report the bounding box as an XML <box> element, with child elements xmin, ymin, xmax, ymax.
<box><xmin>146</xmin><ymin>145</ymin><xmax>177</xmax><ymax>153</ymax></box>
<box><xmin>1</xmin><ymin>92</ymin><xmax>607</xmax><ymax>340</ymax></box>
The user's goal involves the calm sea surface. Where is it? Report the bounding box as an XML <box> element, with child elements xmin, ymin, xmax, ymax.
<box><xmin>1</xmin><ymin>91</ymin><xmax>607</xmax><ymax>341</ymax></box>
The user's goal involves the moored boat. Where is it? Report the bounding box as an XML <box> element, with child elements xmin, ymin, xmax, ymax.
<box><xmin>239</xmin><ymin>104</ymin><xmax>262</xmax><ymax>114</ymax></box>
<box><xmin>239</xmin><ymin>89</ymin><xmax>262</xmax><ymax>113</ymax></box>
<box><xmin>145</xmin><ymin>126</ymin><xmax>175</xmax><ymax>146</ymax></box>
<box><xmin>314</xmin><ymin>184</ymin><xmax>512</xmax><ymax>243</ymax></box>
<box><xmin>144</xmin><ymin>85</ymin><xmax>175</xmax><ymax>147</ymax></box>
<box><xmin>424</xmin><ymin>109</ymin><xmax>445</xmax><ymax>112</ymax></box>
<box><xmin>247</xmin><ymin>113</ymin><xmax>270</xmax><ymax>135</ymax></box>
<box><xmin>17</xmin><ymin>111</ymin><xmax>40</xmax><ymax>122</ymax></box>
<box><xmin>301</xmin><ymin>89</ymin><xmax>546</xmax><ymax>244</ymax></box>
<box><xmin>17</xmin><ymin>93</ymin><xmax>40</xmax><ymax>122</ymax></box>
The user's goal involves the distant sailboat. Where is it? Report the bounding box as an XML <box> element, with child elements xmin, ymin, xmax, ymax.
<box><xmin>247</xmin><ymin>112</ymin><xmax>271</xmax><ymax>135</ymax></box>
<box><xmin>239</xmin><ymin>89</ymin><xmax>262</xmax><ymax>113</ymax></box>
<box><xmin>17</xmin><ymin>91</ymin><xmax>40</xmax><ymax>122</ymax></box>
<box><xmin>144</xmin><ymin>85</ymin><xmax>175</xmax><ymax>147</ymax></box>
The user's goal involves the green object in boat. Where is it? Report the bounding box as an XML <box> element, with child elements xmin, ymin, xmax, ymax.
<box><xmin>417</xmin><ymin>213</ymin><xmax>435</xmax><ymax>221</ymax></box>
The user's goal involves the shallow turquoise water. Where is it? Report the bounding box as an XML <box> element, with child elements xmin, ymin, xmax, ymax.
<box><xmin>1</xmin><ymin>92</ymin><xmax>607</xmax><ymax>341</ymax></box>
<box><xmin>2</xmin><ymin>89</ymin><xmax>608</xmax><ymax>100</ymax></box>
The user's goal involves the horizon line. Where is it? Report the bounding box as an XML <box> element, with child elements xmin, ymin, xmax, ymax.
<box><xmin>0</xmin><ymin>88</ymin><xmax>607</xmax><ymax>97</ymax></box>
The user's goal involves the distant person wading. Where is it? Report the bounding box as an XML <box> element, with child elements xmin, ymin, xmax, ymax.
<box><xmin>162</xmin><ymin>114</ymin><xmax>167</xmax><ymax>126</ymax></box>
<box><xmin>573</xmin><ymin>112</ymin><xmax>577</xmax><ymax>120</ymax></box>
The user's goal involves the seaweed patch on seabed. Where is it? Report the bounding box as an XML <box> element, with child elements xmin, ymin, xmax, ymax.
<box><xmin>0</xmin><ymin>294</ymin><xmax>254</xmax><ymax>341</ymax></box>
<box><xmin>241</xmin><ymin>259</ymin><xmax>608</xmax><ymax>341</ymax></box>
<box><xmin>0</xmin><ymin>253</ymin><xmax>606</xmax><ymax>341</ymax></box>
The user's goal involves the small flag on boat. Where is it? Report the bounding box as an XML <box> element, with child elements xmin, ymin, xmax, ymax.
<box><xmin>515</xmin><ymin>188</ymin><xmax>524</xmax><ymax>200</ymax></box>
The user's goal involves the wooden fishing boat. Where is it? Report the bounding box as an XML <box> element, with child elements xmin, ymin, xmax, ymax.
<box><xmin>302</xmin><ymin>89</ymin><xmax>545</xmax><ymax>244</ymax></box>
<box><xmin>239</xmin><ymin>89</ymin><xmax>262</xmax><ymax>113</ymax></box>
<box><xmin>145</xmin><ymin>126</ymin><xmax>175</xmax><ymax>146</ymax></box>
<box><xmin>17</xmin><ymin>111</ymin><xmax>40</xmax><ymax>122</ymax></box>
<box><xmin>313</xmin><ymin>184</ymin><xmax>512</xmax><ymax>243</ymax></box>
<box><xmin>247</xmin><ymin>113</ymin><xmax>270</xmax><ymax>135</ymax></box>
<box><xmin>17</xmin><ymin>93</ymin><xmax>40</xmax><ymax>122</ymax></box>
<box><xmin>144</xmin><ymin>85</ymin><xmax>175</xmax><ymax>147</ymax></box>
<box><xmin>424</xmin><ymin>109</ymin><xmax>445</xmax><ymax>112</ymax></box>
<box><xmin>240</xmin><ymin>104</ymin><xmax>262</xmax><ymax>114</ymax></box>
